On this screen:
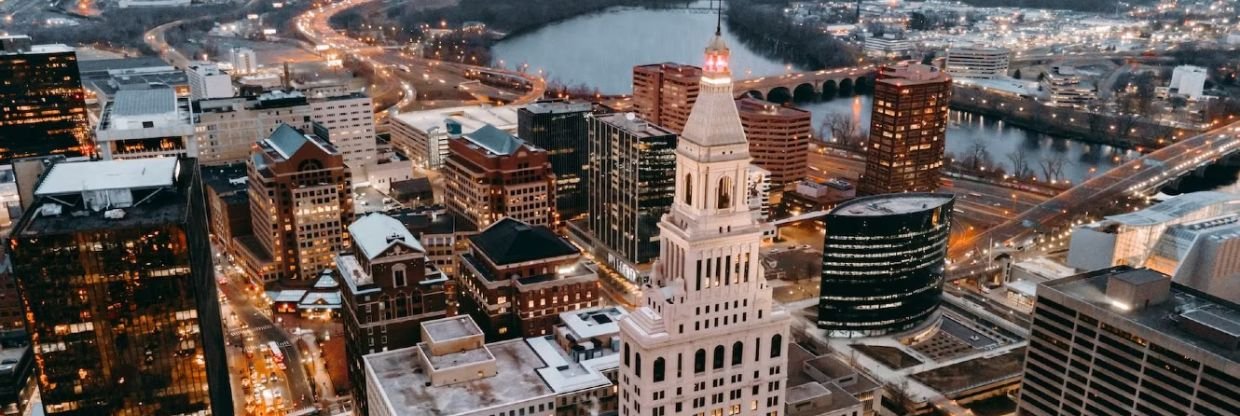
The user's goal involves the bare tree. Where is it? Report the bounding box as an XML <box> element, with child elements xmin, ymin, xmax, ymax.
<box><xmin>1039</xmin><ymin>153</ymin><xmax>1069</xmax><ymax>183</ymax></box>
<box><xmin>1006</xmin><ymin>148</ymin><xmax>1035</xmax><ymax>179</ymax></box>
<box><xmin>963</xmin><ymin>138</ymin><xmax>994</xmax><ymax>171</ymax></box>
<box><xmin>820</xmin><ymin>114</ymin><xmax>866</xmax><ymax>149</ymax></box>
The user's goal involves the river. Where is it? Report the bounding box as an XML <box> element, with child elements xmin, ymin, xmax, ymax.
<box><xmin>492</xmin><ymin>2</ymin><xmax>1140</xmax><ymax>183</ymax></box>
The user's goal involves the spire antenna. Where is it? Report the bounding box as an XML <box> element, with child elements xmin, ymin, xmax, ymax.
<box><xmin>715</xmin><ymin>0</ymin><xmax>722</xmax><ymax>36</ymax></box>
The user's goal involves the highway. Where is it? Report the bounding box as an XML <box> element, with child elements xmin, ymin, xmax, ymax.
<box><xmin>947</xmin><ymin>120</ymin><xmax>1240</xmax><ymax>279</ymax></box>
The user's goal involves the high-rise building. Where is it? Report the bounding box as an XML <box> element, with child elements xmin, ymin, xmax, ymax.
<box><xmin>95</xmin><ymin>85</ymin><xmax>196</xmax><ymax>159</ymax></box>
<box><xmin>337</xmin><ymin>213</ymin><xmax>454</xmax><ymax>416</ymax></box>
<box><xmin>456</xmin><ymin>218</ymin><xmax>600</xmax><ymax>341</ymax></box>
<box><xmin>858</xmin><ymin>63</ymin><xmax>951</xmax><ymax>196</ymax></box>
<box><xmin>518</xmin><ymin>100</ymin><xmax>592</xmax><ymax>219</ymax></box>
<box><xmin>735</xmin><ymin>97</ymin><xmax>811</xmax><ymax>188</ymax></box>
<box><xmin>194</xmin><ymin>91</ymin><xmax>315</xmax><ymax>166</ymax></box>
<box><xmin>201</xmin><ymin>163</ymin><xmax>252</xmax><ymax>254</ymax></box>
<box><xmin>587</xmin><ymin>112</ymin><xmax>677</xmax><ymax>276</ymax></box>
<box><xmin>632</xmin><ymin>63</ymin><xmax>701</xmax><ymax>133</ymax></box>
<box><xmin>1017</xmin><ymin>266</ymin><xmax>1239</xmax><ymax>416</ymax></box>
<box><xmin>0</xmin><ymin>35</ymin><xmax>90</xmax><ymax>163</ymax></box>
<box><xmin>443</xmin><ymin>125</ymin><xmax>557</xmax><ymax>228</ymax></box>
<box><xmin>8</xmin><ymin>157</ymin><xmax>231</xmax><ymax>415</ymax></box>
<box><xmin>943</xmin><ymin>45</ymin><xmax>1010</xmax><ymax>80</ymax></box>
<box><xmin>243</xmin><ymin>124</ymin><xmax>353</xmax><ymax>286</ymax></box>
<box><xmin>308</xmin><ymin>92</ymin><xmax>376</xmax><ymax>179</ymax></box>
<box><xmin>187</xmin><ymin>63</ymin><xmax>233</xmax><ymax>100</ymax></box>
<box><xmin>618</xmin><ymin>29</ymin><xmax>791</xmax><ymax>416</ymax></box>
<box><xmin>230</xmin><ymin>47</ymin><xmax>257</xmax><ymax>75</ymax></box>
<box><xmin>818</xmin><ymin>193</ymin><xmax>953</xmax><ymax>338</ymax></box>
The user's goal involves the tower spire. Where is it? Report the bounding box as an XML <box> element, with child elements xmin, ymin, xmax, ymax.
<box><xmin>715</xmin><ymin>0</ymin><xmax>722</xmax><ymax>36</ymax></box>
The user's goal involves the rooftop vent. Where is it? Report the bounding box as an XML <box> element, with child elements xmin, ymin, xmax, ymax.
<box><xmin>38</xmin><ymin>203</ymin><xmax>62</xmax><ymax>217</ymax></box>
<box><xmin>104</xmin><ymin>209</ymin><xmax>126</xmax><ymax>220</ymax></box>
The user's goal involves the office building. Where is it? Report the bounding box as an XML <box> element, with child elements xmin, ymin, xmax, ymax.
<box><xmin>632</xmin><ymin>63</ymin><xmax>701</xmax><ymax>133</ymax></box>
<box><xmin>1017</xmin><ymin>266</ymin><xmax>1239</xmax><ymax>416</ymax></box>
<box><xmin>863</xmin><ymin>33</ymin><xmax>913</xmax><ymax>58</ymax></box>
<box><xmin>0</xmin><ymin>35</ymin><xmax>90</xmax><ymax>163</ymax></box>
<box><xmin>1167</xmin><ymin>65</ymin><xmax>1208</xmax><ymax>100</ymax></box>
<box><xmin>1067</xmin><ymin>191</ymin><xmax>1240</xmax><ymax>272</ymax></box>
<box><xmin>364</xmin><ymin>309</ymin><xmax>626</xmax><ymax>416</ymax></box>
<box><xmin>309</xmin><ymin>92</ymin><xmax>376</xmax><ymax>179</ymax></box>
<box><xmin>518</xmin><ymin>101</ymin><xmax>592</xmax><ymax>219</ymax></box>
<box><xmin>858</xmin><ymin>63</ymin><xmax>951</xmax><ymax>196</ymax></box>
<box><xmin>943</xmin><ymin>46</ymin><xmax>1010</xmax><ymax>80</ymax></box>
<box><xmin>8</xmin><ymin>158</ymin><xmax>231</xmax><ymax>415</ymax></box>
<box><xmin>443</xmin><ymin>125</ymin><xmax>557</xmax><ymax>228</ymax></box>
<box><xmin>389</xmin><ymin>105</ymin><xmax>519</xmax><ymax>169</ymax></box>
<box><xmin>385</xmin><ymin>205</ymin><xmax>478</xmax><ymax>277</ymax></box>
<box><xmin>1041</xmin><ymin>66</ymin><xmax>1095</xmax><ymax>108</ymax></box>
<box><xmin>587</xmin><ymin>112</ymin><xmax>677</xmax><ymax>275</ymax></box>
<box><xmin>242</xmin><ymin>124</ymin><xmax>353</xmax><ymax>286</ymax></box>
<box><xmin>95</xmin><ymin>86</ymin><xmax>196</xmax><ymax>159</ymax></box>
<box><xmin>456</xmin><ymin>218</ymin><xmax>600</xmax><ymax>340</ymax></box>
<box><xmin>618</xmin><ymin>30</ymin><xmax>791</xmax><ymax>416</ymax></box>
<box><xmin>1145</xmin><ymin>214</ymin><xmax>1240</xmax><ymax>302</ymax></box>
<box><xmin>0</xmin><ymin>343</ymin><xmax>34</xmax><ymax>416</ymax></box>
<box><xmin>735</xmin><ymin>97</ymin><xmax>811</xmax><ymax>188</ymax></box>
<box><xmin>337</xmin><ymin>213</ymin><xmax>454</xmax><ymax>416</ymax></box>
<box><xmin>230</xmin><ymin>47</ymin><xmax>257</xmax><ymax>75</ymax></box>
<box><xmin>187</xmin><ymin>63</ymin><xmax>233</xmax><ymax>100</ymax></box>
<box><xmin>818</xmin><ymin>193</ymin><xmax>954</xmax><ymax>337</ymax></box>
<box><xmin>201</xmin><ymin>163</ymin><xmax>251</xmax><ymax>255</ymax></box>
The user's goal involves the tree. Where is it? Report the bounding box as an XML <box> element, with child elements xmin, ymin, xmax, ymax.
<box><xmin>1013</xmin><ymin>69</ymin><xmax>1022</xmax><ymax>80</ymax></box>
<box><xmin>963</xmin><ymin>138</ymin><xmax>994</xmax><ymax>172</ymax></box>
<box><xmin>1132</xmin><ymin>72</ymin><xmax>1158</xmax><ymax>115</ymax></box>
<box><xmin>1039</xmin><ymin>154</ymin><xmax>1069</xmax><ymax>183</ymax></box>
<box><xmin>1006</xmin><ymin>148</ymin><xmax>1034</xmax><ymax>179</ymax></box>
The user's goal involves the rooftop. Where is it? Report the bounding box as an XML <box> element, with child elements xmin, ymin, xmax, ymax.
<box><xmin>461</xmin><ymin>124</ymin><xmax>528</xmax><ymax>156</ymax></box>
<box><xmin>348</xmin><ymin>213</ymin><xmax>424</xmax><ymax>260</ymax></box>
<box><xmin>735</xmin><ymin>97</ymin><xmax>812</xmax><ymax>117</ymax></box>
<box><xmin>424</xmin><ymin>315</ymin><xmax>483</xmax><ymax>342</ymax></box>
<box><xmin>521</xmin><ymin>100</ymin><xmax>592</xmax><ymax>114</ymax></box>
<box><xmin>113</xmin><ymin>87</ymin><xmax>177</xmax><ymax>117</ymax></box>
<box><xmin>594</xmin><ymin>113</ymin><xmax>677</xmax><ymax>138</ymax></box>
<box><xmin>879</xmin><ymin>62</ymin><xmax>951</xmax><ymax>86</ymax></box>
<box><xmin>391</xmin><ymin>105</ymin><xmax>519</xmax><ymax>136</ymax></box>
<box><xmin>1044</xmin><ymin>267</ymin><xmax>1240</xmax><ymax>363</ymax></box>
<box><xmin>469</xmin><ymin>218</ymin><xmax>578</xmax><ymax>266</ymax></box>
<box><xmin>16</xmin><ymin>158</ymin><xmax>194</xmax><ymax>236</ymax></box>
<box><xmin>561</xmin><ymin>307</ymin><xmax>627</xmax><ymax>340</ymax></box>
<box><xmin>831</xmin><ymin>193</ymin><xmax>954</xmax><ymax>217</ymax></box>
<box><xmin>261</xmin><ymin>124</ymin><xmax>337</xmax><ymax>160</ymax></box>
<box><xmin>1106</xmin><ymin>191</ymin><xmax>1240</xmax><ymax>227</ymax></box>
<box><xmin>36</xmin><ymin>158</ymin><xmax>178</xmax><ymax>196</ymax></box>
<box><xmin>365</xmin><ymin>340</ymin><xmax>554</xmax><ymax>415</ymax></box>
<box><xmin>77</xmin><ymin>56</ymin><xmax>171</xmax><ymax>75</ymax></box>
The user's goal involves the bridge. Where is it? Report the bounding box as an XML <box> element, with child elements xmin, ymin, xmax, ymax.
<box><xmin>734</xmin><ymin>65</ymin><xmax>877</xmax><ymax>104</ymax></box>
<box><xmin>947</xmin><ymin>120</ymin><xmax>1240</xmax><ymax>279</ymax></box>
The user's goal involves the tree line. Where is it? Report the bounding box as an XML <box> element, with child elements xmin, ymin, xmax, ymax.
<box><xmin>725</xmin><ymin>0</ymin><xmax>861</xmax><ymax>70</ymax></box>
<box><xmin>391</xmin><ymin>0</ymin><xmax>687</xmax><ymax>35</ymax></box>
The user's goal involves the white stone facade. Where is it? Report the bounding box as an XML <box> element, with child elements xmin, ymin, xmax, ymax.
<box><xmin>618</xmin><ymin>31</ymin><xmax>791</xmax><ymax>416</ymax></box>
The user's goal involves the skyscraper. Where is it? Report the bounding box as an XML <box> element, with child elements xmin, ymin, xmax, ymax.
<box><xmin>587</xmin><ymin>112</ymin><xmax>677</xmax><ymax>276</ymax></box>
<box><xmin>618</xmin><ymin>28</ymin><xmax>790</xmax><ymax>416</ymax></box>
<box><xmin>0</xmin><ymin>35</ymin><xmax>90</xmax><ymax>163</ymax></box>
<box><xmin>245</xmin><ymin>124</ymin><xmax>353</xmax><ymax>286</ymax></box>
<box><xmin>735</xmin><ymin>97</ymin><xmax>811</xmax><ymax>189</ymax></box>
<box><xmin>9</xmin><ymin>158</ymin><xmax>231</xmax><ymax>415</ymax></box>
<box><xmin>518</xmin><ymin>100</ymin><xmax>592</xmax><ymax>219</ymax></box>
<box><xmin>817</xmin><ymin>193</ymin><xmax>954</xmax><ymax>338</ymax></box>
<box><xmin>858</xmin><ymin>63</ymin><xmax>951</xmax><ymax>196</ymax></box>
<box><xmin>632</xmin><ymin>63</ymin><xmax>701</xmax><ymax>133</ymax></box>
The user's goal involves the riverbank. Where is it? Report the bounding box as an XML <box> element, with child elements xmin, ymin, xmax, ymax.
<box><xmin>951</xmin><ymin>84</ymin><xmax>1194</xmax><ymax>151</ymax></box>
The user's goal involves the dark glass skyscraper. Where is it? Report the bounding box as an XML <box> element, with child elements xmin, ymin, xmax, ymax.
<box><xmin>588</xmin><ymin>113</ymin><xmax>677</xmax><ymax>274</ymax></box>
<box><xmin>0</xmin><ymin>35</ymin><xmax>90</xmax><ymax>163</ymax></box>
<box><xmin>818</xmin><ymin>193</ymin><xmax>954</xmax><ymax>337</ymax></box>
<box><xmin>9</xmin><ymin>158</ymin><xmax>232</xmax><ymax>415</ymax></box>
<box><xmin>517</xmin><ymin>100</ymin><xmax>593</xmax><ymax>220</ymax></box>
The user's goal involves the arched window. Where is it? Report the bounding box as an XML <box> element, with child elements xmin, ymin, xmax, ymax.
<box><xmin>635</xmin><ymin>353</ymin><xmax>643</xmax><ymax>378</ymax></box>
<box><xmin>653</xmin><ymin>357</ymin><xmax>666</xmax><ymax>382</ymax></box>
<box><xmin>685</xmin><ymin>173</ymin><xmax>693</xmax><ymax>205</ymax></box>
<box><xmin>717</xmin><ymin>176</ymin><xmax>733</xmax><ymax>209</ymax></box>
<box><xmin>623</xmin><ymin>343</ymin><xmax>630</xmax><ymax>367</ymax></box>
<box><xmin>731</xmin><ymin>341</ymin><xmax>743</xmax><ymax>366</ymax></box>
<box><xmin>713</xmin><ymin>345</ymin><xmax>725</xmax><ymax>369</ymax></box>
<box><xmin>770</xmin><ymin>334</ymin><xmax>783</xmax><ymax>358</ymax></box>
<box><xmin>694</xmin><ymin>349</ymin><xmax>706</xmax><ymax>373</ymax></box>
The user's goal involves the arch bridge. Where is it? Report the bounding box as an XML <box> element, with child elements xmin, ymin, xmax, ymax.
<box><xmin>735</xmin><ymin>65</ymin><xmax>877</xmax><ymax>104</ymax></box>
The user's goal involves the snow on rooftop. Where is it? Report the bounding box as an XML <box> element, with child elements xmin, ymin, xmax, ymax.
<box><xmin>528</xmin><ymin>336</ymin><xmax>616</xmax><ymax>394</ymax></box>
<box><xmin>335</xmin><ymin>254</ymin><xmax>377</xmax><ymax>294</ymax></box>
<box><xmin>391</xmin><ymin>105</ymin><xmax>519</xmax><ymax>135</ymax></box>
<box><xmin>348</xmin><ymin>213</ymin><xmax>423</xmax><ymax>260</ymax></box>
<box><xmin>366</xmin><ymin>340</ymin><xmax>555</xmax><ymax>415</ymax></box>
<box><xmin>424</xmin><ymin>315</ymin><xmax>482</xmax><ymax>342</ymax></box>
<box><xmin>561</xmin><ymin>307</ymin><xmax>627</xmax><ymax>340</ymax></box>
<box><xmin>36</xmin><ymin>158</ymin><xmax>178</xmax><ymax>196</ymax></box>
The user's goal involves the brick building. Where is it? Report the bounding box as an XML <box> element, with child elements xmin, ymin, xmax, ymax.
<box><xmin>632</xmin><ymin>63</ymin><xmax>701</xmax><ymax>133</ymax></box>
<box><xmin>858</xmin><ymin>63</ymin><xmax>952</xmax><ymax>195</ymax></box>
<box><xmin>456</xmin><ymin>218</ymin><xmax>600</xmax><ymax>341</ymax></box>
<box><xmin>241</xmin><ymin>124</ymin><xmax>353</xmax><ymax>287</ymax></box>
<box><xmin>337</xmin><ymin>213</ymin><xmax>454</xmax><ymax>415</ymax></box>
<box><xmin>735</xmin><ymin>97</ymin><xmax>811</xmax><ymax>188</ymax></box>
<box><xmin>444</xmin><ymin>125</ymin><xmax>557</xmax><ymax>229</ymax></box>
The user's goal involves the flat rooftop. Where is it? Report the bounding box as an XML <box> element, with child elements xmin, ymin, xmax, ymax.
<box><xmin>391</xmin><ymin>105</ymin><xmax>519</xmax><ymax>134</ymax></box>
<box><xmin>16</xmin><ymin>159</ymin><xmax>193</xmax><ymax>237</ymax></box>
<box><xmin>831</xmin><ymin>193</ymin><xmax>954</xmax><ymax>217</ymax></box>
<box><xmin>1105</xmin><ymin>191</ymin><xmax>1240</xmax><ymax>227</ymax></box>
<box><xmin>424</xmin><ymin>315</ymin><xmax>483</xmax><ymax>342</ymax></box>
<box><xmin>595</xmin><ymin>113</ymin><xmax>677</xmax><ymax>138</ymax></box>
<box><xmin>36</xmin><ymin>158</ymin><xmax>178</xmax><ymax>196</ymax></box>
<box><xmin>521</xmin><ymin>101</ymin><xmax>591</xmax><ymax>114</ymax></box>
<box><xmin>1045</xmin><ymin>267</ymin><xmax>1240</xmax><ymax>363</ymax></box>
<box><xmin>365</xmin><ymin>339</ymin><xmax>555</xmax><ymax>415</ymax></box>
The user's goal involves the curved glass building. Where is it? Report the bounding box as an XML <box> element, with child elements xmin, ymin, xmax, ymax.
<box><xmin>818</xmin><ymin>193</ymin><xmax>955</xmax><ymax>338</ymax></box>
